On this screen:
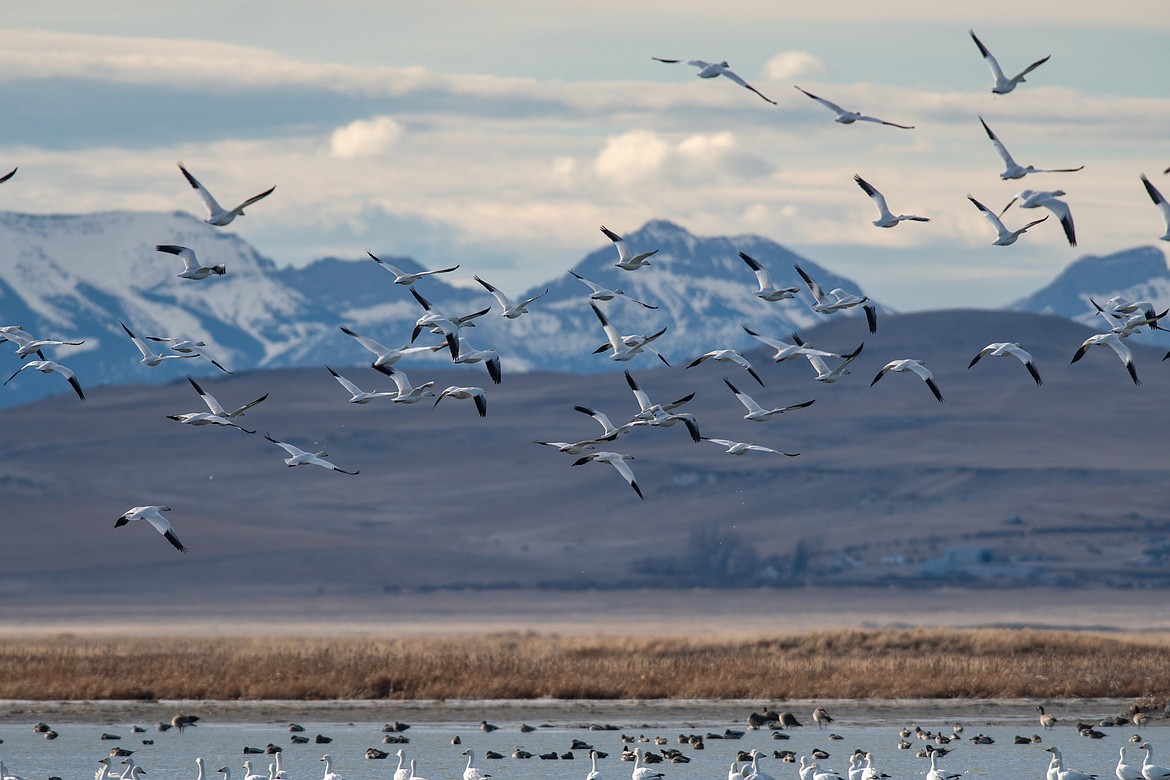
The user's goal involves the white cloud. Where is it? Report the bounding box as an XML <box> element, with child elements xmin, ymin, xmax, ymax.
<box><xmin>329</xmin><ymin>116</ymin><xmax>403</xmax><ymax>159</ymax></box>
<box><xmin>764</xmin><ymin>52</ymin><xmax>824</xmax><ymax>81</ymax></box>
<box><xmin>592</xmin><ymin>130</ymin><xmax>672</xmax><ymax>185</ymax></box>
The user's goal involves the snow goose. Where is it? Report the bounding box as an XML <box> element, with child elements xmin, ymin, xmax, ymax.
<box><xmin>1000</xmin><ymin>189</ymin><xmax>1077</xmax><ymax>246</ymax></box>
<box><xmin>687</xmin><ymin>348</ymin><xmax>765</xmax><ymax>386</ymax></box>
<box><xmin>264</xmin><ymin>434</ymin><xmax>359</xmax><ymax>474</ymax></box>
<box><xmin>0</xmin><ymin>167</ymin><xmax>16</xmax><ymax>185</ymax></box>
<box><xmin>574</xmin><ymin>404</ymin><xmax>633</xmax><ymax>442</ymax></box>
<box><xmin>462</xmin><ymin>750</ymin><xmax>491</xmax><ymax>780</ymax></box>
<box><xmin>326</xmin><ymin>366</ymin><xmax>396</xmax><ymax>404</ymax></box>
<box><xmin>967</xmin><ymin>193</ymin><xmax>1048</xmax><ymax>246</ymax></box>
<box><xmin>1117</xmin><ymin>747</ymin><xmax>1142</xmax><ymax>780</ymax></box>
<box><xmin>630</xmin><ymin>748</ymin><xmax>665</xmax><ymax>780</ymax></box>
<box><xmin>870</xmin><ymin>359</ymin><xmax>944</xmax><ymax>402</ymax></box>
<box><xmin>114</xmin><ymin>505</ymin><xmax>187</xmax><ymax>552</ymax></box>
<box><xmin>789</xmin><ymin>335</ymin><xmax>864</xmax><ymax>383</ymax></box>
<box><xmin>572</xmin><ymin>451</ymin><xmax>644</xmax><ymax>500</ymax></box>
<box><xmin>451</xmin><ymin>336</ymin><xmax>502</xmax><ymax>384</ymax></box>
<box><xmin>120</xmin><ymin>321</ymin><xmax>200</xmax><ymax>366</ymax></box>
<box><xmin>701</xmin><ymin>437</ymin><xmax>797</xmax><ymax>457</ymax></box>
<box><xmin>319</xmin><ymin>754</ymin><xmax>346</xmax><ymax>780</ymax></box>
<box><xmin>1071</xmin><ymin>332</ymin><xmax>1140</xmax><ymax>385</ymax></box>
<box><xmin>592</xmin><ymin>334</ymin><xmax>672</xmax><ymax>366</ymax></box>
<box><xmin>407</xmin><ymin>288</ymin><xmax>483</xmax><ymax>359</ymax></box>
<box><xmin>178</xmin><ymin>162</ymin><xmax>274</xmax><ymax>226</ymax></box>
<box><xmin>623</xmin><ymin>369</ymin><xmax>698</xmax><ymax>435</ymax></box>
<box><xmin>186</xmin><ymin>376</ymin><xmax>267</xmax><ymax>420</ymax></box>
<box><xmin>738</xmin><ymin>252</ymin><xmax>799</xmax><ymax>301</ymax></box>
<box><xmin>371</xmin><ymin>365</ymin><xmax>437</xmax><ymax>403</ymax></box>
<box><xmin>166</xmin><ymin>409</ymin><xmax>255</xmax><ymax>433</ymax></box>
<box><xmin>742</xmin><ymin>326</ymin><xmax>842</xmax><ymax>364</ymax></box>
<box><xmin>723</xmin><ymin>376</ymin><xmax>815</xmax><ymax>421</ymax></box>
<box><xmin>795</xmin><ymin>86</ymin><xmax>912</xmax><ymax>128</ymax></box>
<box><xmin>794</xmin><ymin>264</ymin><xmax>877</xmax><ymax>332</ymax></box>
<box><xmin>474</xmin><ymin>275</ymin><xmax>548</xmax><ymax>318</ymax></box>
<box><xmin>156</xmin><ymin>244</ymin><xmax>225</xmax><ymax>279</ymax></box>
<box><xmin>339</xmin><ymin>326</ymin><xmax>438</xmax><ymax>369</ymax></box>
<box><xmin>367</xmin><ymin>250</ymin><xmax>457</xmax><ymax>285</ymax></box>
<box><xmin>434</xmin><ymin>385</ymin><xmax>487</xmax><ymax>417</ymax></box>
<box><xmin>1044</xmin><ymin>746</ymin><xmax>1096</xmax><ymax>780</ymax></box>
<box><xmin>408</xmin><ymin>760</ymin><xmax>427</xmax><ymax>780</ymax></box>
<box><xmin>570</xmin><ymin>270</ymin><xmax>658</xmax><ymax>308</ymax></box>
<box><xmin>4</xmin><ymin>359</ymin><xmax>85</xmax><ymax>400</ymax></box>
<box><xmin>1140</xmin><ymin>174</ymin><xmax>1170</xmax><ymax>241</ymax></box>
<box><xmin>142</xmin><ymin>335</ymin><xmax>230</xmax><ymax>373</ymax></box>
<box><xmin>979</xmin><ymin>117</ymin><xmax>1083</xmax><ymax>180</ymax></box>
<box><xmin>969</xmin><ymin>29</ymin><xmax>1050</xmax><ymax>94</ymax></box>
<box><xmin>592</xmin><ymin>302</ymin><xmax>668</xmax><ymax>362</ymax></box>
<box><xmin>1140</xmin><ymin>743</ymin><xmax>1170</xmax><ymax>780</ymax></box>
<box><xmin>744</xmin><ymin>750</ymin><xmax>775</xmax><ymax>780</ymax></box>
<box><xmin>602</xmin><ymin>226</ymin><xmax>659</xmax><ymax>271</ymax></box>
<box><xmin>968</xmin><ymin>342</ymin><xmax>1043</xmax><ymax>385</ymax></box>
<box><xmin>0</xmin><ymin>327</ymin><xmax>85</xmax><ymax>360</ymax></box>
<box><xmin>653</xmin><ymin>57</ymin><xmax>776</xmax><ymax>104</ymax></box>
<box><xmin>853</xmin><ymin>174</ymin><xmax>929</xmax><ymax>227</ymax></box>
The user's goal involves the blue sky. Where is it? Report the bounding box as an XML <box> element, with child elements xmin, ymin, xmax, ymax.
<box><xmin>2</xmin><ymin>1</ymin><xmax>1169</xmax><ymax>311</ymax></box>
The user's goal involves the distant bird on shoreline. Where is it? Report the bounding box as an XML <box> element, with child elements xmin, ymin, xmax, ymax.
<box><xmin>114</xmin><ymin>505</ymin><xmax>187</xmax><ymax>552</ymax></box>
<box><xmin>969</xmin><ymin>29</ymin><xmax>1050</xmax><ymax>94</ymax></box>
<box><xmin>653</xmin><ymin>57</ymin><xmax>777</xmax><ymax>104</ymax></box>
<box><xmin>178</xmin><ymin>162</ymin><xmax>274</xmax><ymax>226</ymax></box>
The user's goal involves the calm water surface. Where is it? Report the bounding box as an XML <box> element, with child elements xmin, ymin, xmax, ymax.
<box><xmin>0</xmin><ymin>709</ymin><xmax>1162</xmax><ymax>780</ymax></box>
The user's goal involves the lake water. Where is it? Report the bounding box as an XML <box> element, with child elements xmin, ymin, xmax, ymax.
<box><xmin>0</xmin><ymin>704</ymin><xmax>1162</xmax><ymax>780</ymax></box>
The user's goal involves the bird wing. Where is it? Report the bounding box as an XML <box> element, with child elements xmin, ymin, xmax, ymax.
<box><xmin>519</xmin><ymin>289</ymin><xmax>549</xmax><ymax>308</ymax></box>
<box><xmin>1011</xmin><ymin>54</ymin><xmax>1051</xmax><ymax>82</ymax></box>
<box><xmin>967</xmin><ymin>194</ymin><xmax>1009</xmax><ymax>236</ymax></box>
<box><xmin>156</xmin><ymin>244</ymin><xmax>199</xmax><ymax>272</ymax></box>
<box><xmin>339</xmin><ymin>326</ymin><xmax>391</xmax><ymax>359</ymax></box>
<box><xmin>227</xmin><ymin>185</ymin><xmax>275</xmax><ymax>216</ymax></box>
<box><xmin>602</xmin><ymin>454</ymin><xmax>643</xmax><ymax>499</ymax></box>
<box><xmin>863</xmin><ymin>304</ymin><xmax>878</xmax><ymax>333</ymax></box>
<box><xmin>327</xmin><ymin>367</ymin><xmax>366</xmax><ymax>397</ymax></box>
<box><xmin>853</xmin><ymin>175</ymin><xmax>891</xmax><ymax>218</ymax></box>
<box><xmin>723</xmin><ymin>376</ymin><xmax>763</xmax><ymax>414</ymax></box>
<box><xmin>569</xmin><ymin>269</ymin><xmax>603</xmax><ymax>293</ymax></box>
<box><xmin>794</xmin><ymin>263</ymin><xmax>825</xmax><ymax>303</ymax></box>
<box><xmin>1141</xmin><ymin>174</ymin><xmax>1170</xmax><ymax>224</ymax></box>
<box><xmin>177</xmin><ymin>162</ymin><xmax>224</xmax><ymax>217</ymax></box>
<box><xmin>187</xmin><ymin>376</ymin><xmax>227</xmax><ymax>415</ymax></box>
<box><xmin>856</xmin><ymin>115</ymin><xmax>914</xmax><ymax>130</ymax></box>
<box><xmin>623</xmin><ymin>370</ymin><xmax>654</xmax><ymax>413</ymax></box>
<box><xmin>742</xmin><ymin>325</ymin><xmax>787</xmax><ymax>351</ymax></box>
<box><xmin>718</xmin><ymin>68</ymin><xmax>776</xmax><ymax>104</ymax></box>
<box><xmin>119</xmin><ymin>321</ymin><xmax>153</xmax><ymax>359</ymax></box>
<box><xmin>969</xmin><ymin>30</ymin><xmax>1008</xmax><ymax>85</ymax></box>
<box><xmin>367</xmin><ymin>251</ymin><xmax>406</xmax><ymax>278</ymax></box>
<box><xmin>0</xmin><ymin>167</ymin><xmax>16</xmax><ymax>184</ymax></box>
<box><xmin>600</xmin><ymin>225</ymin><xmax>632</xmax><ymax>263</ymax></box>
<box><xmin>739</xmin><ymin>252</ymin><xmax>774</xmax><ymax>289</ymax></box>
<box><xmin>794</xmin><ymin>86</ymin><xmax>844</xmax><ymax>115</ymax></box>
<box><xmin>979</xmin><ymin>117</ymin><xmax>1017</xmax><ymax>169</ymax></box>
<box><xmin>473</xmin><ymin>275</ymin><xmax>511</xmax><ymax>309</ymax></box>
<box><xmin>591</xmin><ymin>303</ymin><xmax>625</xmax><ymax>354</ymax></box>
<box><xmin>264</xmin><ymin>434</ymin><xmax>305</xmax><ymax>457</ymax></box>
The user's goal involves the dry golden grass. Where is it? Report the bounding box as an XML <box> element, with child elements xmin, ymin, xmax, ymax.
<box><xmin>2</xmin><ymin>628</ymin><xmax>1168</xmax><ymax>703</ymax></box>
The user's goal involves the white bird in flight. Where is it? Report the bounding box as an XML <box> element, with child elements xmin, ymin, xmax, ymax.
<box><xmin>450</xmin><ymin>336</ymin><xmax>503</xmax><ymax>385</ymax></box>
<box><xmin>141</xmin><ymin>335</ymin><xmax>231</xmax><ymax>373</ymax></box>
<box><xmin>968</xmin><ymin>342</ymin><xmax>1043</xmax><ymax>385</ymax></box>
<box><xmin>794</xmin><ymin>86</ymin><xmax>913</xmax><ymax>129</ymax></box>
<box><xmin>701</xmin><ymin>437</ymin><xmax>798</xmax><ymax>457</ymax></box>
<box><xmin>969</xmin><ymin>29</ymin><xmax>1050</xmax><ymax>95</ymax></box>
<box><xmin>186</xmin><ymin>376</ymin><xmax>268</xmax><ymax>420</ymax></box>
<box><xmin>1071</xmin><ymin>332</ymin><xmax>1140</xmax><ymax>385</ymax></box>
<box><xmin>264</xmin><ymin>434</ymin><xmax>359</xmax><ymax>474</ymax></box>
<box><xmin>177</xmin><ymin>162</ymin><xmax>274</xmax><ymax>226</ymax></box>
<box><xmin>433</xmin><ymin>385</ymin><xmax>488</xmax><ymax>417</ymax></box>
<box><xmin>853</xmin><ymin>174</ymin><xmax>930</xmax><ymax>228</ymax></box>
<box><xmin>999</xmin><ymin>189</ymin><xmax>1077</xmax><ymax>247</ymax></box>
<box><xmin>601</xmin><ymin>226</ymin><xmax>659</xmax><ymax>271</ymax></box>
<box><xmin>0</xmin><ymin>167</ymin><xmax>16</xmax><ymax>185</ymax></box>
<box><xmin>591</xmin><ymin>303</ymin><xmax>668</xmax><ymax>363</ymax></box>
<box><xmin>114</xmin><ymin>505</ymin><xmax>187</xmax><ymax>552</ymax></box>
<box><xmin>372</xmin><ymin>365</ymin><xmax>437</xmax><ymax>403</ymax></box>
<box><xmin>326</xmin><ymin>366</ymin><xmax>397</xmax><ymax>404</ymax></box>
<box><xmin>4</xmin><ymin>359</ymin><xmax>85</xmax><ymax>400</ymax></box>
<box><xmin>795</xmin><ymin>264</ymin><xmax>877</xmax><ymax>333</ymax></box>
<box><xmin>870</xmin><ymin>359</ymin><xmax>944</xmax><ymax>402</ymax></box>
<box><xmin>569</xmin><ymin>270</ymin><xmax>658</xmax><ymax>309</ymax></box>
<box><xmin>687</xmin><ymin>348</ymin><xmax>765</xmax><ymax>386</ymax></box>
<box><xmin>572</xmin><ymin>451</ymin><xmax>644</xmax><ymax>500</ymax></box>
<box><xmin>967</xmin><ymin>194</ymin><xmax>1049</xmax><ymax>246</ymax></box>
<box><xmin>120</xmin><ymin>321</ymin><xmax>200</xmax><ymax>366</ymax></box>
<box><xmin>338</xmin><ymin>326</ymin><xmax>437</xmax><ymax>370</ymax></box>
<box><xmin>367</xmin><ymin>250</ymin><xmax>459</xmax><ymax>285</ymax></box>
<box><xmin>738</xmin><ymin>252</ymin><xmax>799</xmax><ymax>301</ymax></box>
<box><xmin>1140</xmin><ymin>174</ymin><xmax>1170</xmax><ymax>241</ymax></box>
<box><xmin>979</xmin><ymin>117</ymin><xmax>1083</xmax><ymax>180</ymax></box>
<box><xmin>652</xmin><ymin>57</ymin><xmax>776</xmax><ymax>104</ymax></box>
<box><xmin>155</xmin><ymin>244</ymin><xmax>225</xmax><ymax>279</ymax></box>
<box><xmin>722</xmin><ymin>376</ymin><xmax>815</xmax><ymax>421</ymax></box>
<box><xmin>474</xmin><ymin>275</ymin><xmax>548</xmax><ymax>318</ymax></box>
<box><xmin>789</xmin><ymin>334</ymin><xmax>865</xmax><ymax>383</ymax></box>
<box><xmin>0</xmin><ymin>327</ymin><xmax>85</xmax><ymax>360</ymax></box>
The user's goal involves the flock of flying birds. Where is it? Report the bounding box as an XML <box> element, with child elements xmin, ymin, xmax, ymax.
<box><xmin>3</xmin><ymin>29</ymin><xmax>1170</xmax><ymax>549</ymax></box>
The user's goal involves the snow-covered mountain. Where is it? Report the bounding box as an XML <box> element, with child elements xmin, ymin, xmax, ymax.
<box><xmin>1010</xmin><ymin>245</ymin><xmax>1170</xmax><ymax>347</ymax></box>
<box><xmin>0</xmin><ymin>212</ymin><xmax>872</xmax><ymax>406</ymax></box>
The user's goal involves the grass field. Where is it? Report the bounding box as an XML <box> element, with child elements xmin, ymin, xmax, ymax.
<box><xmin>2</xmin><ymin>628</ymin><xmax>1168</xmax><ymax>706</ymax></box>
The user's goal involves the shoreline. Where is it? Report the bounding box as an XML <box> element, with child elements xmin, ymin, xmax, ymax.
<box><xmin>0</xmin><ymin>697</ymin><xmax>1141</xmax><ymax>727</ymax></box>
